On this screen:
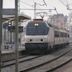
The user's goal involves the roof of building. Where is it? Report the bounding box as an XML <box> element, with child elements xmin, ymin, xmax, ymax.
<box><xmin>2</xmin><ymin>14</ymin><xmax>31</xmax><ymax>22</ymax></box>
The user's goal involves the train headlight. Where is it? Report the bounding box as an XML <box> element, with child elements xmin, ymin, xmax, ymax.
<box><xmin>41</xmin><ymin>39</ymin><xmax>43</xmax><ymax>41</ymax></box>
<box><xmin>35</xmin><ymin>23</ymin><xmax>39</xmax><ymax>26</ymax></box>
<box><xmin>30</xmin><ymin>39</ymin><xmax>32</xmax><ymax>41</ymax></box>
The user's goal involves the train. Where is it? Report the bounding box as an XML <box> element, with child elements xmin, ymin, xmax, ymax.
<box><xmin>23</xmin><ymin>19</ymin><xmax>69</xmax><ymax>53</ymax></box>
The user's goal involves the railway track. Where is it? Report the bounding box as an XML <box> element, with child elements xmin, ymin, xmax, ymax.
<box><xmin>1</xmin><ymin>45</ymin><xmax>72</xmax><ymax>72</ymax></box>
<box><xmin>19</xmin><ymin>45</ymin><xmax>72</xmax><ymax>72</ymax></box>
<box><xmin>25</xmin><ymin>49</ymin><xmax>72</xmax><ymax>72</ymax></box>
<box><xmin>2</xmin><ymin>51</ymin><xmax>27</xmax><ymax>62</ymax></box>
<box><xmin>2</xmin><ymin>45</ymin><xmax>69</xmax><ymax>67</ymax></box>
<box><xmin>2</xmin><ymin>55</ymin><xmax>41</xmax><ymax>67</ymax></box>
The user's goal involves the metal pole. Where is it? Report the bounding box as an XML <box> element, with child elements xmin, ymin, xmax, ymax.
<box><xmin>0</xmin><ymin>0</ymin><xmax>2</xmax><ymax>72</ymax></box>
<box><xmin>15</xmin><ymin>0</ymin><xmax>19</xmax><ymax>72</ymax></box>
<box><xmin>34</xmin><ymin>2</ymin><xmax>36</xmax><ymax>19</ymax></box>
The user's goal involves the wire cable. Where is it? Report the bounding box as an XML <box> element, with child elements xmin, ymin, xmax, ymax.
<box><xmin>59</xmin><ymin>0</ymin><xmax>70</xmax><ymax>10</ymax></box>
<box><xmin>59</xmin><ymin>0</ymin><xmax>67</xmax><ymax>6</ymax></box>
<box><xmin>43</xmin><ymin>0</ymin><xmax>47</xmax><ymax>6</ymax></box>
<box><xmin>20</xmin><ymin>0</ymin><xmax>33</xmax><ymax>7</ymax></box>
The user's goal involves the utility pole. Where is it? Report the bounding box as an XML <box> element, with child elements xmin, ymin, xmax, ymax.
<box><xmin>0</xmin><ymin>0</ymin><xmax>2</xmax><ymax>72</ymax></box>
<box><xmin>34</xmin><ymin>2</ymin><xmax>36</xmax><ymax>19</ymax></box>
<box><xmin>15</xmin><ymin>0</ymin><xmax>19</xmax><ymax>72</ymax></box>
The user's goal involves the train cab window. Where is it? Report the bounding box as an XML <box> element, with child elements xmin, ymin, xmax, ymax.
<box><xmin>26</xmin><ymin>21</ymin><xmax>49</xmax><ymax>35</ymax></box>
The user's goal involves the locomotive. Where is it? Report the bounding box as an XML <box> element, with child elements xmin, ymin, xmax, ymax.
<box><xmin>24</xmin><ymin>19</ymin><xmax>69</xmax><ymax>53</ymax></box>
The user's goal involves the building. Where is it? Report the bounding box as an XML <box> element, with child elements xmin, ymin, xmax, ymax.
<box><xmin>48</xmin><ymin>14</ymin><xmax>68</xmax><ymax>29</ymax></box>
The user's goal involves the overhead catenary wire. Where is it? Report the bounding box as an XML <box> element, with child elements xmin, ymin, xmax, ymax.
<box><xmin>20</xmin><ymin>0</ymin><xmax>33</xmax><ymax>7</ymax></box>
<box><xmin>33</xmin><ymin>0</ymin><xmax>47</xmax><ymax>6</ymax></box>
<box><xmin>65</xmin><ymin>0</ymin><xmax>72</xmax><ymax>6</ymax></box>
<box><xmin>43</xmin><ymin>0</ymin><xmax>47</xmax><ymax>6</ymax></box>
<box><xmin>20</xmin><ymin>0</ymin><xmax>58</xmax><ymax>18</ymax></box>
<box><xmin>19</xmin><ymin>2</ymin><xmax>33</xmax><ymax>8</ymax></box>
<box><xmin>59</xmin><ymin>0</ymin><xmax>72</xmax><ymax>10</ymax></box>
<box><xmin>20</xmin><ymin>8</ymin><xmax>58</xmax><ymax>13</ymax></box>
<box><xmin>55</xmin><ymin>7</ymin><xmax>58</xmax><ymax>14</ymax></box>
<box><xmin>65</xmin><ymin>0</ymin><xmax>70</xmax><ymax>9</ymax></box>
<box><xmin>20</xmin><ymin>8</ymin><xmax>57</xmax><ymax>10</ymax></box>
<box><xmin>59</xmin><ymin>0</ymin><xmax>68</xmax><ymax>6</ymax></box>
<box><xmin>66</xmin><ymin>0</ymin><xmax>72</xmax><ymax>10</ymax></box>
<box><xmin>20</xmin><ymin>0</ymin><xmax>47</xmax><ymax>19</ymax></box>
<box><xmin>59</xmin><ymin>0</ymin><xmax>70</xmax><ymax>8</ymax></box>
<box><xmin>59</xmin><ymin>0</ymin><xmax>70</xmax><ymax>10</ymax></box>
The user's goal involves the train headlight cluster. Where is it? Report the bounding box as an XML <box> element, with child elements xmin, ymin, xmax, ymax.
<box><xmin>35</xmin><ymin>23</ymin><xmax>39</xmax><ymax>26</ymax></box>
<box><xmin>30</xmin><ymin>39</ymin><xmax>32</xmax><ymax>41</ymax></box>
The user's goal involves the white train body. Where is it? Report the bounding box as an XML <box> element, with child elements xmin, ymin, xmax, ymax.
<box><xmin>24</xmin><ymin>19</ymin><xmax>69</xmax><ymax>52</ymax></box>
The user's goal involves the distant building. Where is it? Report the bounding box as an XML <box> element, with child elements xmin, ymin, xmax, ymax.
<box><xmin>48</xmin><ymin>14</ymin><xmax>68</xmax><ymax>29</ymax></box>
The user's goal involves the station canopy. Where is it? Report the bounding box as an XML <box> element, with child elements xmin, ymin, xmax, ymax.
<box><xmin>2</xmin><ymin>14</ymin><xmax>31</xmax><ymax>22</ymax></box>
<box><xmin>2</xmin><ymin>14</ymin><xmax>31</xmax><ymax>29</ymax></box>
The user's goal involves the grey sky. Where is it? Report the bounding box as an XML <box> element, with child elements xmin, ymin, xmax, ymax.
<box><xmin>3</xmin><ymin>0</ymin><xmax>72</xmax><ymax>18</ymax></box>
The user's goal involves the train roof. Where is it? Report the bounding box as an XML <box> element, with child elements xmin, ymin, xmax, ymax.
<box><xmin>26</xmin><ymin>19</ymin><xmax>47</xmax><ymax>25</ymax></box>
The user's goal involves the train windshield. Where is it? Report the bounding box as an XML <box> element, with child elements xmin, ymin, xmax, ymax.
<box><xmin>26</xmin><ymin>21</ymin><xmax>49</xmax><ymax>35</ymax></box>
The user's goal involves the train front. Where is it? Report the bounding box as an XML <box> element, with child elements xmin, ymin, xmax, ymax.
<box><xmin>25</xmin><ymin>19</ymin><xmax>49</xmax><ymax>53</ymax></box>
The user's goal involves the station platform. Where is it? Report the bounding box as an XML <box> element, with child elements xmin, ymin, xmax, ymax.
<box><xmin>1</xmin><ymin>46</ymin><xmax>25</xmax><ymax>54</ymax></box>
<box><xmin>54</xmin><ymin>61</ymin><xmax>72</xmax><ymax>72</ymax></box>
<box><xmin>2</xmin><ymin>50</ymin><xmax>14</xmax><ymax>54</ymax></box>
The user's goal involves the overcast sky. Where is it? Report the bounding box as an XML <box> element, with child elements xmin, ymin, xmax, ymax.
<box><xmin>3</xmin><ymin>0</ymin><xmax>72</xmax><ymax>18</ymax></box>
